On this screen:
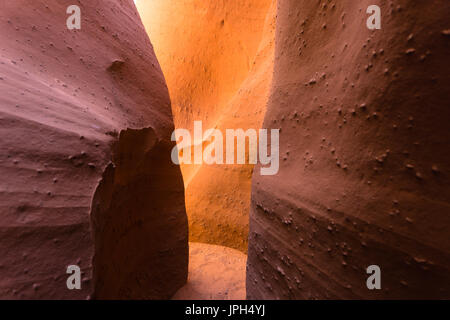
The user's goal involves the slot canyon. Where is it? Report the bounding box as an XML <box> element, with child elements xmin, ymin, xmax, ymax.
<box><xmin>0</xmin><ymin>0</ymin><xmax>449</xmax><ymax>300</ymax></box>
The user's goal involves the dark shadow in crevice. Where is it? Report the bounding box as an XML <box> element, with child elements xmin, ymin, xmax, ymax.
<box><xmin>90</xmin><ymin>127</ymin><xmax>188</xmax><ymax>299</ymax></box>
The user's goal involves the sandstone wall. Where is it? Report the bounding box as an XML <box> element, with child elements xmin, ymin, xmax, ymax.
<box><xmin>247</xmin><ymin>0</ymin><xmax>450</xmax><ymax>299</ymax></box>
<box><xmin>0</xmin><ymin>0</ymin><xmax>188</xmax><ymax>299</ymax></box>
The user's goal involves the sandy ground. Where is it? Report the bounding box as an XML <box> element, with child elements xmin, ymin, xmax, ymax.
<box><xmin>172</xmin><ymin>242</ymin><xmax>246</xmax><ymax>300</ymax></box>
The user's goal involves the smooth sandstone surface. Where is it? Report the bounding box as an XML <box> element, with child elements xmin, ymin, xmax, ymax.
<box><xmin>247</xmin><ymin>0</ymin><xmax>450</xmax><ymax>299</ymax></box>
<box><xmin>0</xmin><ymin>0</ymin><xmax>187</xmax><ymax>299</ymax></box>
<box><xmin>137</xmin><ymin>0</ymin><xmax>276</xmax><ymax>253</ymax></box>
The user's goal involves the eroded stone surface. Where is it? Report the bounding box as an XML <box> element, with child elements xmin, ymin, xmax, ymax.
<box><xmin>0</xmin><ymin>0</ymin><xmax>187</xmax><ymax>299</ymax></box>
<box><xmin>247</xmin><ymin>0</ymin><xmax>450</xmax><ymax>299</ymax></box>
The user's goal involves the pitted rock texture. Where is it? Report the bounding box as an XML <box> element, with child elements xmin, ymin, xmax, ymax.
<box><xmin>0</xmin><ymin>0</ymin><xmax>187</xmax><ymax>299</ymax></box>
<box><xmin>247</xmin><ymin>0</ymin><xmax>450</xmax><ymax>299</ymax></box>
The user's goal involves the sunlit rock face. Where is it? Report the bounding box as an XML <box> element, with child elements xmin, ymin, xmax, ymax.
<box><xmin>247</xmin><ymin>0</ymin><xmax>450</xmax><ymax>299</ymax></box>
<box><xmin>0</xmin><ymin>0</ymin><xmax>187</xmax><ymax>299</ymax></box>
<box><xmin>137</xmin><ymin>0</ymin><xmax>276</xmax><ymax>252</ymax></box>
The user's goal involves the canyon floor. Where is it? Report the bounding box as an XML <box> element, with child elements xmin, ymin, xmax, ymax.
<box><xmin>172</xmin><ymin>243</ymin><xmax>246</xmax><ymax>300</ymax></box>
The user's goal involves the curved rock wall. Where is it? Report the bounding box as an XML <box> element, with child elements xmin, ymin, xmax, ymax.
<box><xmin>0</xmin><ymin>0</ymin><xmax>187</xmax><ymax>299</ymax></box>
<box><xmin>247</xmin><ymin>0</ymin><xmax>450</xmax><ymax>299</ymax></box>
<box><xmin>137</xmin><ymin>0</ymin><xmax>276</xmax><ymax>252</ymax></box>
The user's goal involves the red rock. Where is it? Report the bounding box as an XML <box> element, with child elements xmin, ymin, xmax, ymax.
<box><xmin>247</xmin><ymin>0</ymin><xmax>450</xmax><ymax>299</ymax></box>
<box><xmin>0</xmin><ymin>0</ymin><xmax>187</xmax><ymax>299</ymax></box>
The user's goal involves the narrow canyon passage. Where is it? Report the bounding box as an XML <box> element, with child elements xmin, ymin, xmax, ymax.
<box><xmin>135</xmin><ymin>0</ymin><xmax>276</xmax><ymax>299</ymax></box>
<box><xmin>1</xmin><ymin>0</ymin><xmax>448</xmax><ymax>300</ymax></box>
<box><xmin>136</xmin><ymin>0</ymin><xmax>275</xmax><ymax>252</ymax></box>
<box><xmin>137</xmin><ymin>0</ymin><xmax>450</xmax><ymax>300</ymax></box>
